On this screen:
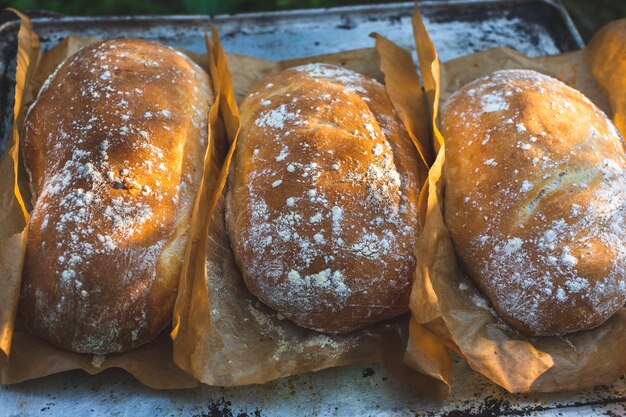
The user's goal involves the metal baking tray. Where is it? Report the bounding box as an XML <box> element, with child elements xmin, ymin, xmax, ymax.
<box><xmin>0</xmin><ymin>0</ymin><xmax>584</xmax><ymax>156</ymax></box>
<box><xmin>2</xmin><ymin>1</ymin><xmax>621</xmax><ymax>416</ymax></box>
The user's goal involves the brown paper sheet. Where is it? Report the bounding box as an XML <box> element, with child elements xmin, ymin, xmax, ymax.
<box><xmin>408</xmin><ymin>6</ymin><xmax>626</xmax><ymax>393</ymax></box>
<box><xmin>412</xmin><ymin>8</ymin><xmax>444</xmax><ymax>154</ymax></box>
<box><xmin>371</xmin><ymin>32</ymin><xmax>451</xmax><ymax>393</ymax></box>
<box><xmin>371</xmin><ymin>34</ymin><xmax>433</xmax><ymax>170</ymax></box>
<box><xmin>0</xmin><ymin>9</ymin><xmax>38</xmax><ymax>360</ymax></box>
<box><xmin>170</xmin><ymin>27</ymin><xmax>448</xmax><ymax>397</ymax></box>
<box><xmin>171</xmin><ymin>27</ymin><xmax>232</xmax><ymax>376</ymax></box>
<box><xmin>0</xmin><ymin>26</ymin><xmax>212</xmax><ymax>388</ymax></box>
<box><xmin>586</xmin><ymin>19</ymin><xmax>626</xmax><ymax>136</ymax></box>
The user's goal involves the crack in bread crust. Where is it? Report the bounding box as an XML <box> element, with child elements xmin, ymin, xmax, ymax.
<box><xmin>442</xmin><ymin>69</ymin><xmax>626</xmax><ymax>336</ymax></box>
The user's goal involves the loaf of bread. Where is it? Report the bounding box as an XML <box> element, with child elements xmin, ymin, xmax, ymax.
<box><xmin>19</xmin><ymin>39</ymin><xmax>212</xmax><ymax>353</ymax></box>
<box><xmin>226</xmin><ymin>63</ymin><xmax>423</xmax><ymax>333</ymax></box>
<box><xmin>441</xmin><ymin>69</ymin><xmax>626</xmax><ymax>336</ymax></box>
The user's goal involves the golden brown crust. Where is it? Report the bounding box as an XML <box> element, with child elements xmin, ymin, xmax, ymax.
<box><xmin>441</xmin><ymin>69</ymin><xmax>626</xmax><ymax>336</ymax></box>
<box><xmin>226</xmin><ymin>64</ymin><xmax>423</xmax><ymax>334</ymax></box>
<box><xmin>19</xmin><ymin>38</ymin><xmax>212</xmax><ymax>353</ymax></box>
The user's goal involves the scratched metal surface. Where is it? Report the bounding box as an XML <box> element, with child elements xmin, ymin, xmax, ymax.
<box><xmin>0</xmin><ymin>0</ymin><xmax>585</xmax><ymax>155</ymax></box>
<box><xmin>2</xmin><ymin>357</ymin><xmax>626</xmax><ymax>417</ymax></box>
<box><xmin>2</xmin><ymin>1</ymin><xmax>623</xmax><ymax>416</ymax></box>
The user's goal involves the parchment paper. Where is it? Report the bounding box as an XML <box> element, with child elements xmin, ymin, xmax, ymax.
<box><xmin>171</xmin><ymin>27</ymin><xmax>449</xmax><ymax>397</ymax></box>
<box><xmin>586</xmin><ymin>19</ymin><xmax>626</xmax><ymax>135</ymax></box>
<box><xmin>0</xmin><ymin>10</ymin><xmax>450</xmax><ymax>395</ymax></box>
<box><xmin>407</xmin><ymin>6</ymin><xmax>626</xmax><ymax>393</ymax></box>
<box><xmin>0</xmin><ymin>9</ymin><xmax>37</xmax><ymax>362</ymax></box>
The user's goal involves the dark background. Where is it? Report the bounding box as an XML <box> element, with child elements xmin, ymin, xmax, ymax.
<box><xmin>1</xmin><ymin>0</ymin><xmax>625</xmax><ymax>41</ymax></box>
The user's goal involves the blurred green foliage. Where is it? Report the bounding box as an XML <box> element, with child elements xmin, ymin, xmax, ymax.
<box><xmin>1</xmin><ymin>0</ymin><xmax>371</xmax><ymax>15</ymax></box>
<box><xmin>1</xmin><ymin>0</ymin><xmax>625</xmax><ymax>41</ymax></box>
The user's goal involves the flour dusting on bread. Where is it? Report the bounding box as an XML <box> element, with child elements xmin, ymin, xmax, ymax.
<box><xmin>442</xmin><ymin>69</ymin><xmax>626</xmax><ymax>335</ymax></box>
<box><xmin>20</xmin><ymin>39</ymin><xmax>212</xmax><ymax>353</ymax></box>
<box><xmin>227</xmin><ymin>63</ymin><xmax>423</xmax><ymax>333</ymax></box>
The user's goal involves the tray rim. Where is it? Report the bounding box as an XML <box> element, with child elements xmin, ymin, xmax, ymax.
<box><xmin>0</xmin><ymin>0</ymin><xmax>584</xmax><ymax>50</ymax></box>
